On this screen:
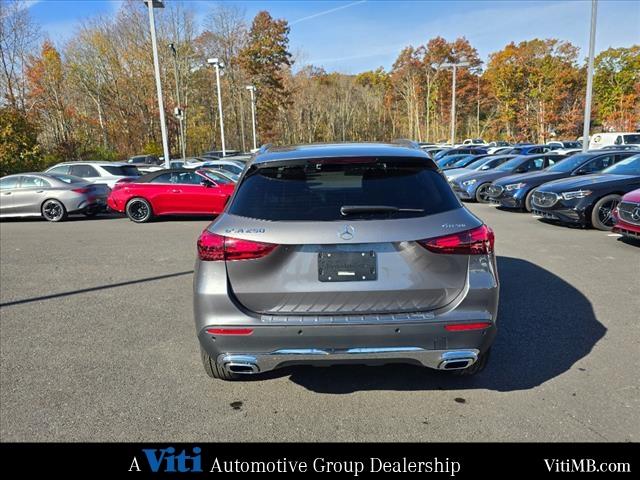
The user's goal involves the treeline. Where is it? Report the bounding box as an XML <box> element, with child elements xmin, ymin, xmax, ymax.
<box><xmin>1</xmin><ymin>0</ymin><xmax>639</xmax><ymax>176</ymax></box>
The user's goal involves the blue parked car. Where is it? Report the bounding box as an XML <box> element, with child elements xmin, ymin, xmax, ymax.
<box><xmin>450</xmin><ymin>153</ymin><xmax>565</xmax><ymax>203</ymax></box>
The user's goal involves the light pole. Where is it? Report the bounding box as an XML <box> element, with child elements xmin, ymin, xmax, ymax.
<box><xmin>582</xmin><ymin>0</ymin><xmax>598</xmax><ymax>152</ymax></box>
<box><xmin>144</xmin><ymin>0</ymin><xmax>170</xmax><ymax>169</ymax></box>
<box><xmin>207</xmin><ymin>57</ymin><xmax>226</xmax><ymax>157</ymax></box>
<box><xmin>246</xmin><ymin>85</ymin><xmax>257</xmax><ymax>151</ymax></box>
<box><xmin>442</xmin><ymin>60</ymin><xmax>470</xmax><ymax>145</ymax></box>
<box><xmin>169</xmin><ymin>43</ymin><xmax>186</xmax><ymax>161</ymax></box>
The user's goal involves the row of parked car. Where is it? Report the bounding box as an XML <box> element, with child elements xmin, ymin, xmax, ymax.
<box><xmin>1</xmin><ymin>142</ymin><xmax>639</xmax><ymax>243</ymax></box>
<box><xmin>0</xmin><ymin>154</ymin><xmax>249</xmax><ymax>222</ymax></box>
<box><xmin>433</xmin><ymin>144</ymin><xmax>640</xmax><ymax>241</ymax></box>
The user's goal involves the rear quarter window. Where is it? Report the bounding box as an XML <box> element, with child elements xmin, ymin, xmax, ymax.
<box><xmin>228</xmin><ymin>158</ymin><xmax>460</xmax><ymax>221</ymax></box>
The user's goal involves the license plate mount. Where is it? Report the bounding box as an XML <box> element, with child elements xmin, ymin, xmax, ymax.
<box><xmin>318</xmin><ymin>251</ymin><xmax>377</xmax><ymax>282</ymax></box>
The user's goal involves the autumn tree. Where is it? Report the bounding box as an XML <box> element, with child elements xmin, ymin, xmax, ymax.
<box><xmin>0</xmin><ymin>0</ymin><xmax>41</xmax><ymax>110</ymax></box>
<box><xmin>593</xmin><ymin>46</ymin><xmax>640</xmax><ymax>132</ymax></box>
<box><xmin>485</xmin><ymin>39</ymin><xmax>584</xmax><ymax>142</ymax></box>
<box><xmin>0</xmin><ymin>106</ymin><xmax>41</xmax><ymax>175</ymax></box>
<box><xmin>239</xmin><ymin>11</ymin><xmax>292</xmax><ymax>143</ymax></box>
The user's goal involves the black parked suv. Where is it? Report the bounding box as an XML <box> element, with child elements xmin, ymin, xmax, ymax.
<box><xmin>488</xmin><ymin>150</ymin><xmax>637</xmax><ymax>212</ymax></box>
<box><xmin>531</xmin><ymin>155</ymin><xmax>640</xmax><ymax>230</ymax></box>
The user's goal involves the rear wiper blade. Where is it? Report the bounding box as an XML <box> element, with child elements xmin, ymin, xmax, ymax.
<box><xmin>340</xmin><ymin>205</ymin><xmax>424</xmax><ymax>216</ymax></box>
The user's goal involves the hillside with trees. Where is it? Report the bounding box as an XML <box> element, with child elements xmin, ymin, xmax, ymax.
<box><xmin>1</xmin><ymin>0</ymin><xmax>639</xmax><ymax>175</ymax></box>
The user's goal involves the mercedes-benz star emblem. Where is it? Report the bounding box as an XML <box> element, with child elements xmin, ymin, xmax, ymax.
<box><xmin>339</xmin><ymin>225</ymin><xmax>355</xmax><ymax>240</ymax></box>
<box><xmin>631</xmin><ymin>206</ymin><xmax>640</xmax><ymax>222</ymax></box>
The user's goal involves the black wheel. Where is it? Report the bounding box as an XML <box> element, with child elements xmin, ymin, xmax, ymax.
<box><xmin>451</xmin><ymin>348</ymin><xmax>491</xmax><ymax>376</ymax></box>
<box><xmin>591</xmin><ymin>194</ymin><xmax>621</xmax><ymax>231</ymax></box>
<box><xmin>41</xmin><ymin>199</ymin><xmax>67</xmax><ymax>222</ymax></box>
<box><xmin>125</xmin><ymin>198</ymin><xmax>153</xmax><ymax>223</ymax></box>
<box><xmin>524</xmin><ymin>190</ymin><xmax>535</xmax><ymax>212</ymax></box>
<box><xmin>475</xmin><ymin>183</ymin><xmax>492</xmax><ymax>203</ymax></box>
<box><xmin>201</xmin><ymin>347</ymin><xmax>239</xmax><ymax>381</ymax></box>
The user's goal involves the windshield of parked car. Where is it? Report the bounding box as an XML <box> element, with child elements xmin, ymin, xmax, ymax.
<box><xmin>496</xmin><ymin>156</ymin><xmax>526</xmax><ymax>171</ymax></box>
<box><xmin>545</xmin><ymin>153</ymin><xmax>592</xmax><ymax>173</ymax></box>
<box><xmin>48</xmin><ymin>173</ymin><xmax>85</xmax><ymax>184</ymax></box>
<box><xmin>436</xmin><ymin>154</ymin><xmax>469</xmax><ymax>168</ymax></box>
<box><xmin>601</xmin><ymin>155</ymin><xmax>640</xmax><ymax>175</ymax></box>
<box><xmin>229</xmin><ymin>158</ymin><xmax>460</xmax><ymax>221</ymax></box>
<box><xmin>450</xmin><ymin>155</ymin><xmax>478</xmax><ymax>168</ymax></box>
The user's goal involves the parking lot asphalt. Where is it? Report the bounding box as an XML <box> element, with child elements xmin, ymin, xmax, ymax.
<box><xmin>1</xmin><ymin>204</ymin><xmax>639</xmax><ymax>442</ymax></box>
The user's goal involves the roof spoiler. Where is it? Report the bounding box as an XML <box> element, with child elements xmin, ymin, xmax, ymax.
<box><xmin>391</xmin><ymin>139</ymin><xmax>421</xmax><ymax>149</ymax></box>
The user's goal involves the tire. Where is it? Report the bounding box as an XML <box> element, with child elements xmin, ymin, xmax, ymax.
<box><xmin>201</xmin><ymin>347</ymin><xmax>239</xmax><ymax>381</ymax></box>
<box><xmin>475</xmin><ymin>183</ymin><xmax>492</xmax><ymax>203</ymax></box>
<box><xmin>524</xmin><ymin>190</ymin><xmax>535</xmax><ymax>212</ymax></box>
<box><xmin>590</xmin><ymin>194</ymin><xmax>622</xmax><ymax>231</ymax></box>
<box><xmin>125</xmin><ymin>197</ymin><xmax>153</xmax><ymax>223</ymax></box>
<box><xmin>41</xmin><ymin>199</ymin><xmax>68</xmax><ymax>222</ymax></box>
<box><xmin>451</xmin><ymin>348</ymin><xmax>491</xmax><ymax>376</ymax></box>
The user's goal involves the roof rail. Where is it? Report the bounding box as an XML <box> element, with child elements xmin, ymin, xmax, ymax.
<box><xmin>257</xmin><ymin>143</ymin><xmax>273</xmax><ymax>154</ymax></box>
<box><xmin>391</xmin><ymin>139</ymin><xmax>421</xmax><ymax>149</ymax></box>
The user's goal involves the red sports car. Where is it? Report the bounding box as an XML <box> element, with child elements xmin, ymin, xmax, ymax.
<box><xmin>107</xmin><ymin>169</ymin><xmax>235</xmax><ymax>223</ymax></box>
<box><xmin>612</xmin><ymin>188</ymin><xmax>640</xmax><ymax>240</ymax></box>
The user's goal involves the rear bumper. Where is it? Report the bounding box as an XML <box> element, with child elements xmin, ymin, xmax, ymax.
<box><xmin>217</xmin><ymin>347</ymin><xmax>482</xmax><ymax>374</ymax></box>
<box><xmin>68</xmin><ymin>198</ymin><xmax>108</xmax><ymax>214</ymax></box>
<box><xmin>194</xmin><ymin>255</ymin><xmax>499</xmax><ymax>373</ymax></box>
<box><xmin>199</xmin><ymin>322</ymin><xmax>496</xmax><ymax>373</ymax></box>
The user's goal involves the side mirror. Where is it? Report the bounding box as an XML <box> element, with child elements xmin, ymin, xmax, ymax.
<box><xmin>480</xmin><ymin>165</ymin><xmax>490</xmax><ymax>170</ymax></box>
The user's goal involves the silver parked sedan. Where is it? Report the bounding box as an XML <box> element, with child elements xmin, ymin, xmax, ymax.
<box><xmin>0</xmin><ymin>173</ymin><xmax>110</xmax><ymax>222</ymax></box>
<box><xmin>194</xmin><ymin>143</ymin><xmax>499</xmax><ymax>380</ymax></box>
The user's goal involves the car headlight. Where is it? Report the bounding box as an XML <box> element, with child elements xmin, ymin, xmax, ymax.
<box><xmin>462</xmin><ymin>179</ymin><xmax>477</xmax><ymax>187</ymax></box>
<box><xmin>505</xmin><ymin>182</ymin><xmax>526</xmax><ymax>191</ymax></box>
<box><xmin>561</xmin><ymin>190</ymin><xmax>592</xmax><ymax>200</ymax></box>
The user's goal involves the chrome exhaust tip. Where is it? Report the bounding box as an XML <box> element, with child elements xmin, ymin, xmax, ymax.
<box><xmin>220</xmin><ymin>355</ymin><xmax>260</xmax><ymax>374</ymax></box>
<box><xmin>438</xmin><ymin>350</ymin><xmax>478</xmax><ymax>370</ymax></box>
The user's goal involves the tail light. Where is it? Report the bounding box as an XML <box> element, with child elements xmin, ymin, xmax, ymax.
<box><xmin>72</xmin><ymin>187</ymin><xmax>91</xmax><ymax>194</ymax></box>
<box><xmin>206</xmin><ymin>328</ymin><xmax>253</xmax><ymax>336</ymax></box>
<box><xmin>197</xmin><ymin>230</ymin><xmax>277</xmax><ymax>261</ymax></box>
<box><xmin>445</xmin><ymin>322</ymin><xmax>492</xmax><ymax>332</ymax></box>
<box><xmin>418</xmin><ymin>225</ymin><xmax>494</xmax><ymax>255</ymax></box>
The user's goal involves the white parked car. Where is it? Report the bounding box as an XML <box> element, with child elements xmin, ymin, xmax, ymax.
<box><xmin>184</xmin><ymin>159</ymin><xmax>245</xmax><ymax>176</ymax></box>
<box><xmin>45</xmin><ymin>162</ymin><xmax>141</xmax><ymax>189</ymax></box>
<box><xmin>589</xmin><ymin>132</ymin><xmax>640</xmax><ymax>150</ymax></box>
<box><xmin>462</xmin><ymin>138</ymin><xmax>487</xmax><ymax>145</ymax></box>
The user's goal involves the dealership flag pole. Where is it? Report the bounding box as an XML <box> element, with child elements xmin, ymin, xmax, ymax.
<box><xmin>582</xmin><ymin>0</ymin><xmax>598</xmax><ymax>153</ymax></box>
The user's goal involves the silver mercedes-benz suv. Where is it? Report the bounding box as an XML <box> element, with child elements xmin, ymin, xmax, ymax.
<box><xmin>194</xmin><ymin>143</ymin><xmax>499</xmax><ymax>380</ymax></box>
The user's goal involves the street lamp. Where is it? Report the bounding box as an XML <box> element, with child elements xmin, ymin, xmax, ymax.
<box><xmin>441</xmin><ymin>60</ymin><xmax>470</xmax><ymax>145</ymax></box>
<box><xmin>582</xmin><ymin>0</ymin><xmax>598</xmax><ymax>152</ymax></box>
<box><xmin>169</xmin><ymin>42</ymin><xmax>186</xmax><ymax>161</ymax></box>
<box><xmin>207</xmin><ymin>57</ymin><xmax>226</xmax><ymax>157</ymax></box>
<box><xmin>245</xmin><ymin>85</ymin><xmax>257</xmax><ymax>151</ymax></box>
<box><xmin>143</xmin><ymin>0</ymin><xmax>170</xmax><ymax>169</ymax></box>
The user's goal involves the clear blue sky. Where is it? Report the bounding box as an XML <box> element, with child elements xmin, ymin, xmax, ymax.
<box><xmin>28</xmin><ymin>0</ymin><xmax>640</xmax><ymax>73</ymax></box>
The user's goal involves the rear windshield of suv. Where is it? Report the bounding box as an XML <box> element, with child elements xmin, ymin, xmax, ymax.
<box><xmin>228</xmin><ymin>158</ymin><xmax>460</xmax><ymax>221</ymax></box>
<box><xmin>102</xmin><ymin>165</ymin><xmax>141</xmax><ymax>176</ymax></box>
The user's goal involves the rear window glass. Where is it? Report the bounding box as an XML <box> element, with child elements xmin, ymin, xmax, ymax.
<box><xmin>102</xmin><ymin>165</ymin><xmax>140</xmax><ymax>176</ymax></box>
<box><xmin>228</xmin><ymin>158</ymin><xmax>460</xmax><ymax>221</ymax></box>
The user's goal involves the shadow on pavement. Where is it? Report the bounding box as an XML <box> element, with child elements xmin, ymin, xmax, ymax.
<box><xmin>0</xmin><ymin>270</ymin><xmax>193</xmax><ymax>308</ymax></box>
<box><xmin>247</xmin><ymin>256</ymin><xmax>605</xmax><ymax>393</ymax></box>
